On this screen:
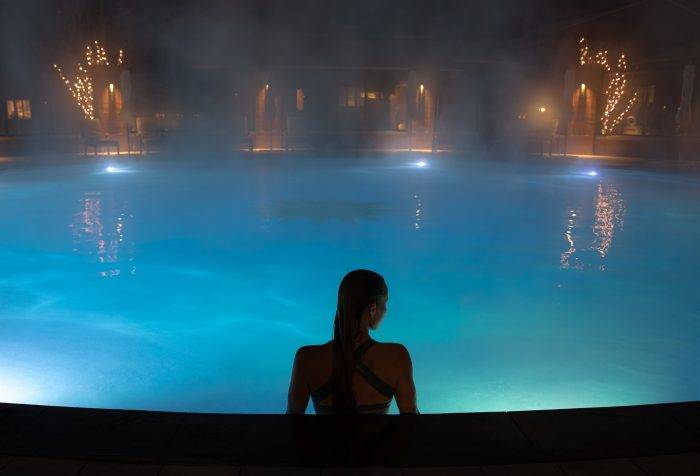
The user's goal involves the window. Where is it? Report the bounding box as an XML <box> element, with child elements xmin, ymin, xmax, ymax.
<box><xmin>339</xmin><ymin>87</ymin><xmax>363</xmax><ymax>108</ymax></box>
<box><xmin>6</xmin><ymin>99</ymin><xmax>31</xmax><ymax>120</ymax></box>
<box><xmin>296</xmin><ymin>88</ymin><xmax>304</xmax><ymax>111</ymax></box>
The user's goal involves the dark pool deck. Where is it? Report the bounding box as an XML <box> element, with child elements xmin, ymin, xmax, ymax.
<box><xmin>0</xmin><ymin>401</ymin><xmax>699</xmax><ymax>475</ymax></box>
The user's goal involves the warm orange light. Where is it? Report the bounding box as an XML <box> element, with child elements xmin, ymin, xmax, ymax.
<box><xmin>108</xmin><ymin>83</ymin><xmax>114</xmax><ymax>94</ymax></box>
<box><xmin>539</xmin><ymin>106</ymin><xmax>547</xmax><ymax>113</ymax></box>
<box><xmin>419</xmin><ymin>84</ymin><xmax>424</xmax><ymax>94</ymax></box>
<box><xmin>580</xmin><ymin>83</ymin><xmax>586</xmax><ymax>92</ymax></box>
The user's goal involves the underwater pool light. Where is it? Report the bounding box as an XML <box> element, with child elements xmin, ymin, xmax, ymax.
<box><xmin>586</xmin><ymin>170</ymin><xmax>598</xmax><ymax>176</ymax></box>
<box><xmin>416</xmin><ymin>161</ymin><xmax>428</xmax><ymax>168</ymax></box>
<box><xmin>104</xmin><ymin>165</ymin><xmax>130</xmax><ymax>174</ymax></box>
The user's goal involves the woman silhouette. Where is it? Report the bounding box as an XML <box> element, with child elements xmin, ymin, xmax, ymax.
<box><xmin>287</xmin><ymin>269</ymin><xmax>418</xmax><ymax>414</ymax></box>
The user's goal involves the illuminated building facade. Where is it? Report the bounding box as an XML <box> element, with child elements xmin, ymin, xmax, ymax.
<box><xmin>2</xmin><ymin>1</ymin><xmax>700</xmax><ymax>158</ymax></box>
<box><xmin>247</xmin><ymin>66</ymin><xmax>508</xmax><ymax>151</ymax></box>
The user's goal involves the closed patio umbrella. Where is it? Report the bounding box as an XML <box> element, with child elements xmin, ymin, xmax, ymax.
<box><xmin>558</xmin><ymin>67</ymin><xmax>576</xmax><ymax>136</ymax></box>
<box><xmin>675</xmin><ymin>62</ymin><xmax>695</xmax><ymax>132</ymax></box>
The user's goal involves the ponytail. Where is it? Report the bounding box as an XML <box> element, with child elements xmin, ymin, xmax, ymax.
<box><xmin>331</xmin><ymin>269</ymin><xmax>387</xmax><ymax>414</ymax></box>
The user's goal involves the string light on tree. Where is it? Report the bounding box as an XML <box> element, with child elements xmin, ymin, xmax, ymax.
<box><xmin>578</xmin><ymin>37</ymin><xmax>637</xmax><ymax>135</ymax></box>
<box><xmin>53</xmin><ymin>64</ymin><xmax>94</xmax><ymax>119</ymax></box>
<box><xmin>52</xmin><ymin>41</ymin><xmax>125</xmax><ymax>120</ymax></box>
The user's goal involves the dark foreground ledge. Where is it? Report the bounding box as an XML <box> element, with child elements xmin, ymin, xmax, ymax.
<box><xmin>0</xmin><ymin>401</ymin><xmax>699</xmax><ymax>474</ymax></box>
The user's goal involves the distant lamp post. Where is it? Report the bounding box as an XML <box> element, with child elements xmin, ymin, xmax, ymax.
<box><xmin>676</xmin><ymin>62</ymin><xmax>695</xmax><ymax>133</ymax></box>
<box><xmin>539</xmin><ymin>106</ymin><xmax>547</xmax><ymax>113</ymax></box>
<box><xmin>108</xmin><ymin>83</ymin><xmax>115</xmax><ymax>94</ymax></box>
<box><xmin>415</xmin><ymin>84</ymin><xmax>427</xmax><ymax>129</ymax></box>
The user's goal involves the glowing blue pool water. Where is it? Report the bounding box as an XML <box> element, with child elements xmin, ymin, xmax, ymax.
<box><xmin>1</xmin><ymin>155</ymin><xmax>699</xmax><ymax>413</ymax></box>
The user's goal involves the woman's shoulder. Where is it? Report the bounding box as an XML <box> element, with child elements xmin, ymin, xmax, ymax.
<box><xmin>373</xmin><ymin>340</ymin><xmax>409</xmax><ymax>351</ymax></box>
<box><xmin>372</xmin><ymin>341</ymin><xmax>412</xmax><ymax>360</ymax></box>
<box><xmin>295</xmin><ymin>340</ymin><xmax>410</xmax><ymax>360</ymax></box>
<box><xmin>295</xmin><ymin>342</ymin><xmax>333</xmax><ymax>359</ymax></box>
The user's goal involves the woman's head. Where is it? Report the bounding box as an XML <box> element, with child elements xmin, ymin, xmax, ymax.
<box><xmin>337</xmin><ymin>269</ymin><xmax>388</xmax><ymax>331</ymax></box>
<box><xmin>332</xmin><ymin>269</ymin><xmax>388</xmax><ymax>413</ymax></box>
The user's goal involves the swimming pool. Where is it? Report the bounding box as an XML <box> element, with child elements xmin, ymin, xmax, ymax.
<box><xmin>1</xmin><ymin>154</ymin><xmax>698</xmax><ymax>413</ymax></box>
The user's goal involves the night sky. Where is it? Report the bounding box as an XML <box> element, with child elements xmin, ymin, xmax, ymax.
<box><xmin>3</xmin><ymin>1</ymin><xmax>700</xmax><ymax>73</ymax></box>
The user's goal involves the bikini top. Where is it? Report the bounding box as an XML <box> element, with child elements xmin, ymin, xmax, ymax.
<box><xmin>310</xmin><ymin>338</ymin><xmax>395</xmax><ymax>414</ymax></box>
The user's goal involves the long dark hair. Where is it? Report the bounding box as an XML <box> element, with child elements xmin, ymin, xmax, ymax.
<box><xmin>332</xmin><ymin>269</ymin><xmax>388</xmax><ymax>414</ymax></box>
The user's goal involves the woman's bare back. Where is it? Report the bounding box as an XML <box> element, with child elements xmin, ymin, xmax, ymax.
<box><xmin>287</xmin><ymin>339</ymin><xmax>417</xmax><ymax>414</ymax></box>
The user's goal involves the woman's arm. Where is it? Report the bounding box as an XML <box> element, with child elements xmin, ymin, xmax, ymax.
<box><xmin>286</xmin><ymin>347</ymin><xmax>310</xmax><ymax>414</ymax></box>
<box><xmin>394</xmin><ymin>345</ymin><xmax>418</xmax><ymax>414</ymax></box>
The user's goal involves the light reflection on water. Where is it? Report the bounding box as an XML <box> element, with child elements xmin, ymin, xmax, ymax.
<box><xmin>560</xmin><ymin>207</ymin><xmax>580</xmax><ymax>270</ymax></box>
<box><xmin>71</xmin><ymin>191</ymin><xmax>135</xmax><ymax>278</ymax></box>
<box><xmin>560</xmin><ymin>181</ymin><xmax>626</xmax><ymax>272</ymax></box>
<box><xmin>0</xmin><ymin>156</ymin><xmax>698</xmax><ymax>414</ymax></box>
<box><xmin>593</xmin><ymin>183</ymin><xmax>625</xmax><ymax>263</ymax></box>
<box><xmin>414</xmin><ymin>194</ymin><xmax>422</xmax><ymax>230</ymax></box>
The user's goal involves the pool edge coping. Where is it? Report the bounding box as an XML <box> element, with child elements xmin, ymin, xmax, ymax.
<box><xmin>1</xmin><ymin>400</ymin><xmax>698</xmax><ymax>468</ymax></box>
